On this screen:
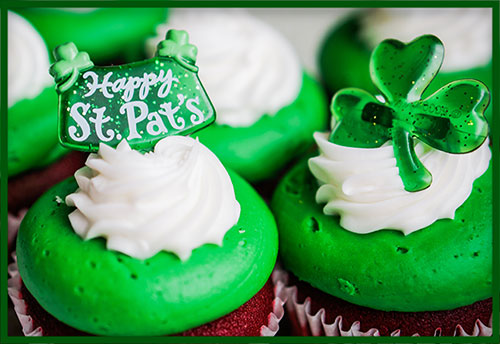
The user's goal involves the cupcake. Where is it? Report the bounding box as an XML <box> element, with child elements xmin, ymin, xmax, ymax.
<box><xmin>272</xmin><ymin>34</ymin><xmax>492</xmax><ymax>336</ymax></box>
<box><xmin>7</xmin><ymin>11</ymin><xmax>87</xmax><ymax>214</ymax></box>
<box><xmin>13</xmin><ymin>8</ymin><xmax>169</xmax><ymax>63</ymax></box>
<box><xmin>319</xmin><ymin>8</ymin><xmax>493</xmax><ymax>123</ymax></box>
<box><xmin>12</xmin><ymin>137</ymin><xmax>281</xmax><ymax>336</ymax></box>
<box><xmin>9</xmin><ymin>29</ymin><xmax>282</xmax><ymax>337</ymax></box>
<box><xmin>8</xmin><ymin>11</ymin><xmax>61</xmax><ymax>177</ymax></box>
<box><xmin>147</xmin><ymin>9</ymin><xmax>328</xmax><ymax>182</ymax></box>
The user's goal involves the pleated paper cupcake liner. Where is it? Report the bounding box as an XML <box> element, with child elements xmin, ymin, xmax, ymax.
<box><xmin>275</xmin><ymin>268</ymin><xmax>492</xmax><ymax>337</ymax></box>
<box><xmin>8</xmin><ymin>255</ymin><xmax>286</xmax><ymax>336</ymax></box>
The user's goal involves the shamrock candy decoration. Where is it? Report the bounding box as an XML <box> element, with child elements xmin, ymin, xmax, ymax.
<box><xmin>156</xmin><ymin>29</ymin><xmax>198</xmax><ymax>72</ymax></box>
<box><xmin>330</xmin><ymin>35</ymin><xmax>489</xmax><ymax>192</ymax></box>
<box><xmin>49</xmin><ymin>42</ymin><xmax>94</xmax><ymax>93</ymax></box>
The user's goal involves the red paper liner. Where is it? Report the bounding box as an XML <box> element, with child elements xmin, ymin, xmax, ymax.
<box><xmin>8</xmin><ymin>255</ymin><xmax>285</xmax><ymax>336</ymax></box>
<box><xmin>275</xmin><ymin>269</ymin><xmax>492</xmax><ymax>337</ymax></box>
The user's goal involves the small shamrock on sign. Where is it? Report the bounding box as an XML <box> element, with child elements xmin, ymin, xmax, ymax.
<box><xmin>156</xmin><ymin>30</ymin><xmax>198</xmax><ymax>72</ymax></box>
<box><xmin>49</xmin><ymin>42</ymin><xmax>94</xmax><ymax>93</ymax></box>
<box><xmin>330</xmin><ymin>35</ymin><xmax>489</xmax><ymax>192</ymax></box>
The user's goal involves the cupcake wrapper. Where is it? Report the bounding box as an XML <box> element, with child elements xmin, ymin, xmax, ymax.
<box><xmin>7</xmin><ymin>256</ymin><xmax>42</xmax><ymax>336</ymax></box>
<box><xmin>261</xmin><ymin>269</ymin><xmax>287</xmax><ymax>336</ymax></box>
<box><xmin>275</xmin><ymin>268</ymin><xmax>492</xmax><ymax>337</ymax></box>
<box><xmin>8</xmin><ymin>254</ymin><xmax>285</xmax><ymax>337</ymax></box>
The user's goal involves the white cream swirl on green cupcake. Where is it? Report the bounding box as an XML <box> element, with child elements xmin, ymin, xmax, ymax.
<box><xmin>8</xmin><ymin>11</ymin><xmax>53</xmax><ymax>107</ymax></box>
<box><xmin>146</xmin><ymin>9</ymin><xmax>302</xmax><ymax>127</ymax></box>
<box><xmin>66</xmin><ymin>136</ymin><xmax>241</xmax><ymax>260</ymax></box>
<box><xmin>359</xmin><ymin>8</ymin><xmax>492</xmax><ymax>71</ymax></box>
<box><xmin>309</xmin><ymin>132</ymin><xmax>491</xmax><ymax>235</ymax></box>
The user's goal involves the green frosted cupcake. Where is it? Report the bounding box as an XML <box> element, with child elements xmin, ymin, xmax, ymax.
<box><xmin>7</xmin><ymin>11</ymin><xmax>89</xmax><ymax>214</ymax></box>
<box><xmin>273</xmin><ymin>34</ymin><xmax>492</xmax><ymax>336</ymax></box>
<box><xmin>11</xmin><ymin>28</ymin><xmax>283</xmax><ymax>337</ymax></box>
<box><xmin>15</xmin><ymin>136</ymin><xmax>281</xmax><ymax>336</ymax></box>
<box><xmin>8</xmin><ymin>11</ymin><xmax>62</xmax><ymax>177</ymax></box>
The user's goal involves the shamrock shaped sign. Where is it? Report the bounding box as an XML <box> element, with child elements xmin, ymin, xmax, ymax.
<box><xmin>330</xmin><ymin>35</ymin><xmax>489</xmax><ymax>192</ymax></box>
<box><xmin>49</xmin><ymin>30</ymin><xmax>215</xmax><ymax>152</ymax></box>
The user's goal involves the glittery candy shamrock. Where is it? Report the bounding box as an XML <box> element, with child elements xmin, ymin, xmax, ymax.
<box><xmin>330</xmin><ymin>35</ymin><xmax>489</xmax><ymax>192</ymax></box>
<box><xmin>156</xmin><ymin>29</ymin><xmax>198</xmax><ymax>72</ymax></box>
<box><xmin>49</xmin><ymin>42</ymin><xmax>94</xmax><ymax>93</ymax></box>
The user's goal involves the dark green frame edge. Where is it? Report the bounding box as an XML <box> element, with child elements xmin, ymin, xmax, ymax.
<box><xmin>1</xmin><ymin>0</ymin><xmax>498</xmax><ymax>343</ymax></box>
<box><xmin>1</xmin><ymin>4</ymin><xmax>9</xmax><ymax>344</ymax></box>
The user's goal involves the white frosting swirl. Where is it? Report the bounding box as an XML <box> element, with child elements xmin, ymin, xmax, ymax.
<box><xmin>359</xmin><ymin>8</ymin><xmax>492</xmax><ymax>71</ymax></box>
<box><xmin>8</xmin><ymin>11</ymin><xmax>53</xmax><ymax>108</ymax></box>
<box><xmin>66</xmin><ymin>136</ymin><xmax>241</xmax><ymax>260</ymax></box>
<box><xmin>146</xmin><ymin>9</ymin><xmax>302</xmax><ymax>127</ymax></box>
<box><xmin>309</xmin><ymin>132</ymin><xmax>490</xmax><ymax>235</ymax></box>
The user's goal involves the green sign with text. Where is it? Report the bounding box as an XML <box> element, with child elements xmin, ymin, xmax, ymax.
<box><xmin>50</xmin><ymin>30</ymin><xmax>215</xmax><ymax>152</ymax></box>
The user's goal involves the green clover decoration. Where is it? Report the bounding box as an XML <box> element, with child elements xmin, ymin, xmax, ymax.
<box><xmin>49</xmin><ymin>42</ymin><xmax>94</xmax><ymax>94</ymax></box>
<box><xmin>330</xmin><ymin>35</ymin><xmax>490</xmax><ymax>192</ymax></box>
<box><xmin>156</xmin><ymin>29</ymin><xmax>198</xmax><ymax>72</ymax></box>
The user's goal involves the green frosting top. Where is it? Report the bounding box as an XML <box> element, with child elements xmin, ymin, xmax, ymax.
<box><xmin>329</xmin><ymin>35</ymin><xmax>489</xmax><ymax>192</ymax></box>
<box><xmin>272</xmin><ymin>159</ymin><xmax>492</xmax><ymax>311</ymax></box>
<box><xmin>17</xmin><ymin>171</ymin><xmax>278</xmax><ymax>335</ymax></box>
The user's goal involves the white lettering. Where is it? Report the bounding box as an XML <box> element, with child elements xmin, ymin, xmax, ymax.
<box><xmin>68</xmin><ymin>102</ymin><xmax>91</xmax><ymax>142</ymax></box>
<box><xmin>158</xmin><ymin>102</ymin><xmax>185</xmax><ymax>130</ymax></box>
<box><xmin>83</xmin><ymin>71</ymin><xmax>99</xmax><ymax>98</ymax></box>
<box><xmin>157</xmin><ymin>69</ymin><xmax>179</xmax><ymax>98</ymax></box>
<box><xmin>89</xmin><ymin>107</ymin><xmax>114</xmax><ymax>142</ymax></box>
<box><xmin>186</xmin><ymin>97</ymin><xmax>204</xmax><ymax>125</ymax></box>
<box><xmin>122</xmin><ymin>77</ymin><xmax>142</xmax><ymax>102</ymax></box>
<box><xmin>139</xmin><ymin>73</ymin><xmax>158</xmax><ymax>100</ymax></box>
<box><xmin>112</xmin><ymin>77</ymin><xmax>126</xmax><ymax>93</ymax></box>
<box><xmin>101</xmin><ymin>72</ymin><xmax>114</xmax><ymax>98</ymax></box>
<box><xmin>146</xmin><ymin>111</ymin><xmax>168</xmax><ymax>136</ymax></box>
<box><xmin>83</xmin><ymin>69</ymin><xmax>179</xmax><ymax>101</ymax></box>
<box><xmin>120</xmin><ymin>101</ymin><xmax>149</xmax><ymax>140</ymax></box>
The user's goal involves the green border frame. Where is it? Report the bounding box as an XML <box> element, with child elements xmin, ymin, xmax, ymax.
<box><xmin>1</xmin><ymin>0</ymin><xmax>498</xmax><ymax>343</ymax></box>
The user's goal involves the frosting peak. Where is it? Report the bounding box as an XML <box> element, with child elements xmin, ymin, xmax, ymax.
<box><xmin>66</xmin><ymin>136</ymin><xmax>241</xmax><ymax>260</ymax></box>
<box><xmin>147</xmin><ymin>9</ymin><xmax>302</xmax><ymax>127</ymax></box>
<box><xmin>8</xmin><ymin>11</ymin><xmax>53</xmax><ymax>107</ymax></box>
<box><xmin>359</xmin><ymin>8</ymin><xmax>492</xmax><ymax>71</ymax></box>
<box><xmin>309</xmin><ymin>132</ymin><xmax>490</xmax><ymax>235</ymax></box>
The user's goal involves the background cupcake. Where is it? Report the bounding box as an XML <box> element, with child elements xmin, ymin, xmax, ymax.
<box><xmin>147</xmin><ymin>8</ymin><xmax>328</xmax><ymax>182</ymax></box>
<box><xmin>319</xmin><ymin>8</ymin><xmax>493</xmax><ymax>122</ymax></box>
<box><xmin>8</xmin><ymin>11</ymin><xmax>61</xmax><ymax>177</ymax></box>
<box><xmin>13</xmin><ymin>8</ymin><xmax>169</xmax><ymax>63</ymax></box>
<box><xmin>7</xmin><ymin>11</ymin><xmax>88</xmax><ymax>216</ymax></box>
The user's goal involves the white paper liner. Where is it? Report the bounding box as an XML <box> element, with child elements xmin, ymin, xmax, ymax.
<box><xmin>278</xmin><ymin>268</ymin><xmax>492</xmax><ymax>337</ymax></box>
<box><xmin>7</xmin><ymin>255</ymin><xmax>42</xmax><ymax>336</ymax></box>
<box><xmin>8</xmin><ymin>254</ymin><xmax>285</xmax><ymax>337</ymax></box>
<box><xmin>260</xmin><ymin>269</ymin><xmax>287</xmax><ymax>336</ymax></box>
